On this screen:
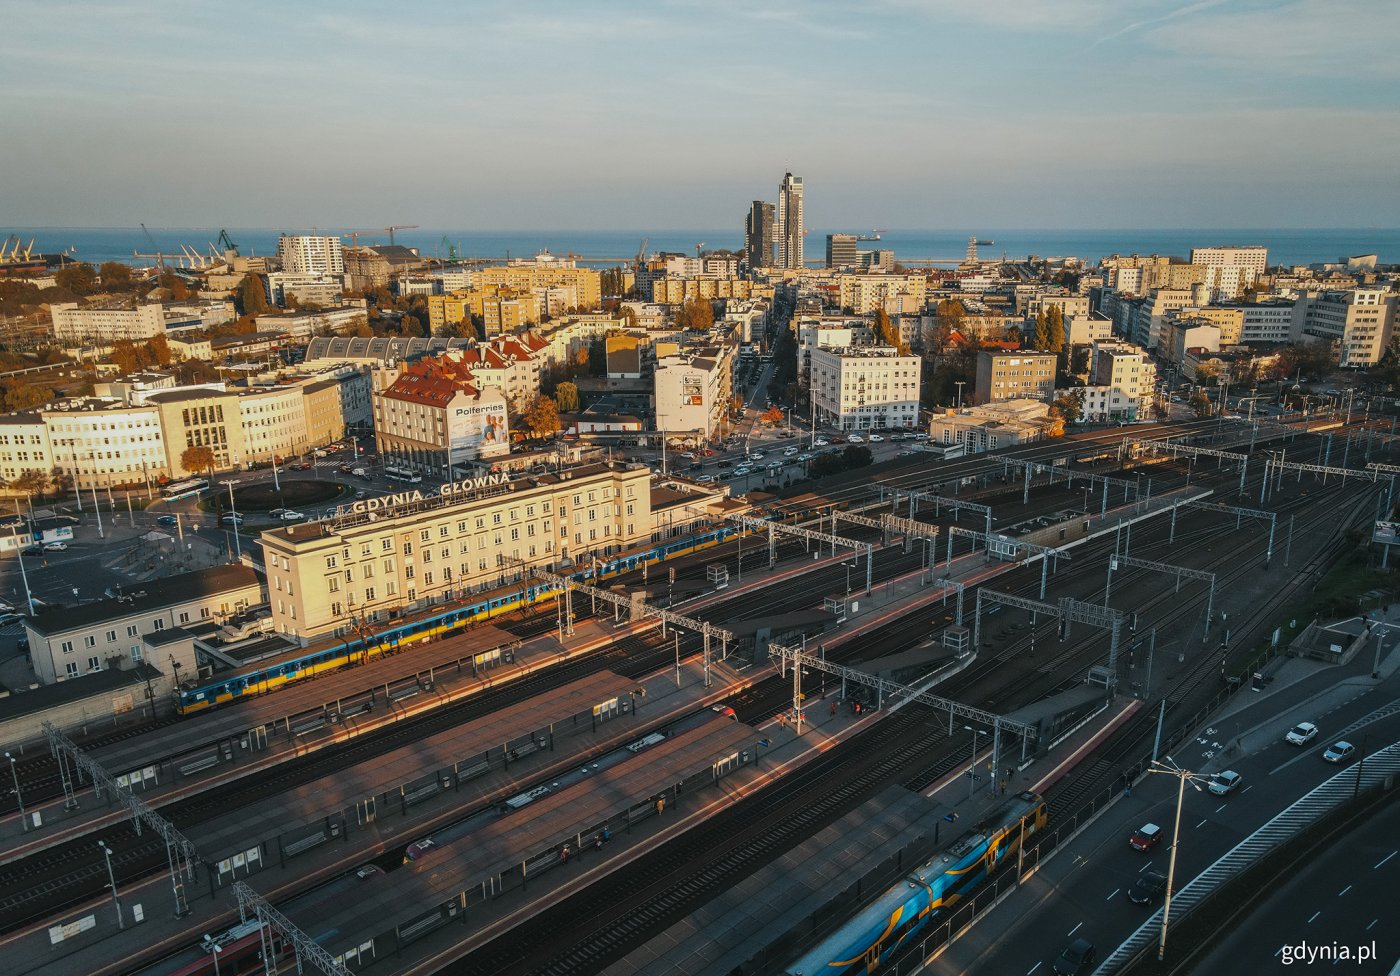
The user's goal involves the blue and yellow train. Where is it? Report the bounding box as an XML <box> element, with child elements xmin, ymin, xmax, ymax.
<box><xmin>785</xmin><ymin>792</ymin><xmax>1047</xmax><ymax>976</ymax></box>
<box><xmin>176</xmin><ymin>521</ymin><xmax>766</xmax><ymax>715</ymax></box>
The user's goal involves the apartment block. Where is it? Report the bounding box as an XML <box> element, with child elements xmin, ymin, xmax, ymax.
<box><xmin>1190</xmin><ymin>246</ymin><xmax>1268</xmax><ymax>275</ymax></box>
<box><xmin>1293</xmin><ymin>289</ymin><xmax>1396</xmax><ymax>367</ymax></box>
<box><xmin>654</xmin><ymin>348</ymin><xmax>734</xmax><ymax>440</ymax></box>
<box><xmin>838</xmin><ymin>274</ymin><xmax>927</xmax><ymax>315</ymax></box>
<box><xmin>277</xmin><ymin>235</ymin><xmax>345</xmax><ymax>275</ymax></box>
<box><xmin>811</xmin><ymin>346</ymin><xmax>921</xmax><ymax>431</ymax></box>
<box><xmin>974</xmin><ymin>351</ymin><xmax>1057</xmax><ymax>405</ymax></box>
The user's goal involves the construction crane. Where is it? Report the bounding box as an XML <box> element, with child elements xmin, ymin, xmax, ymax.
<box><xmin>385</xmin><ymin>225</ymin><xmax>418</xmax><ymax>246</ymax></box>
<box><xmin>695</xmin><ymin>241</ymin><xmax>706</xmax><ymax>259</ymax></box>
<box><xmin>216</xmin><ymin>229</ymin><xmax>240</xmax><ymax>257</ymax></box>
<box><xmin>635</xmin><ymin>237</ymin><xmax>649</xmax><ymax>270</ymax></box>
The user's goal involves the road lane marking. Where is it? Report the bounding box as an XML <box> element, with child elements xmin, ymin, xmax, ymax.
<box><xmin>1367</xmin><ymin>919</ymin><xmax>1378</xmax><ymax>931</ymax></box>
<box><xmin>1195</xmin><ymin>818</ymin><xmax>1207</xmax><ymax>828</ymax></box>
<box><xmin>1027</xmin><ymin>964</ymin><xmax>1042</xmax><ymax>975</ymax></box>
<box><xmin>1375</xmin><ymin>851</ymin><xmax>1396</xmax><ymax>869</ymax></box>
<box><xmin>1242</xmin><ymin>785</ymin><xmax>1253</xmax><ymax>792</ymax></box>
<box><xmin>1338</xmin><ymin>885</ymin><xmax>1352</xmax><ymax>897</ymax></box>
<box><xmin>1139</xmin><ymin>862</ymin><xmax>1152</xmax><ymax>872</ymax></box>
<box><xmin>1107</xmin><ymin>889</ymin><xmax>1119</xmax><ymax>901</ymax></box>
<box><xmin>1068</xmin><ymin>922</ymin><xmax>1083</xmax><ymax>937</ymax></box>
<box><xmin>1307</xmin><ymin>911</ymin><xmax>1321</xmax><ymax>923</ymax></box>
<box><xmin>1215</xmin><ymin>803</ymin><xmax>1226</xmax><ymax>812</ymax></box>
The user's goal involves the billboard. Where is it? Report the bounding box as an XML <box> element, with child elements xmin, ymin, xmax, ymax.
<box><xmin>1374</xmin><ymin>521</ymin><xmax>1399</xmax><ymax>545</ymax></box>
<box><xmin>448</xmin><ymin>392</ymin><xmax>510</xmax><ymax>459</ymax></box>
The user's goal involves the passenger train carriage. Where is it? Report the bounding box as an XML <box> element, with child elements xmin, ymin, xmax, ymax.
<box><xmin>176</xmin><ymin>517</ymin><xmax>789</xmax><ymax>714</ymax></box>
<box><xmin>786</xmin><ymin>792</ymin><xmax>1047</xmax><ymax>976</ymax></box>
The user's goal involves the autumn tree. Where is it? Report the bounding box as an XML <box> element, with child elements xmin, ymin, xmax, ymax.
<box><xmin>12</xmin><ymin>469</ymin><xmax>48</xmax><ymax>500</ymax></box>
<box><xmin>236</xmin><ymin>273</ymin><xmax>270</xmax><ymax>316</ymax></box>
<box><xmin>761</xmin><ymin>405</ymin><xmax>785</xmax><ymax>426</ymax></box>
<box><xmin>54</xmin><ymin>263</ymin><xmax>98</xmax><ymax>296</ymax></box>
<box><xmin>1053</xmin><ymin>388</ymin><xmax>1085</xmax><ymax>424</ymax></box>
<box><xmin>111</xmin><ymin>341</ymin><xmax>141</xmax><ymax>374</ymax></box>
<box><xmin>1</xmin><ymin>378</ymin><xmax>53</xmax><ymax>412</ymax></box>
<box><xmin>524</xmin><ymin>395</ymin><xmax>561</xmax><ymax>439</ymax></box>
<box><xmin>675</xmin><ymin>298</ymin><xmax>714</xmax><ymax>332</ymax></box>
<box><xmin>401</xmin><ymin>314</ymin><xmax>425</xmax><ymax>337</ymax></box>
<box><xmin>175</xmin><ymin>359</ymin><xmax>220</xmax><ymax>384</ymax></box>
<box><xmin>1189</xmin><ymin>389</ymin><xmax>1213</xmax><ymax>419</ymax></box>
<box><xmin>158</xmin><ymin>270</ymin><xmax>194</xmax><ymax>301</ymax></box>
<box><xmin>181</xmin><ymin>444</ymin><xmax>216</xmax><ymax>479</ymax></box>
<box><xmin>554</xmin><ymin>381</ymin><xmax>580</xmax><ymax>414</ymax></box>
<box><xmin>98</xmin><ymin>262</ymin><xmax>133</xmax><ymax>291</ymax></box>
<box><xmin>146</xmin><ymin>333</ymin><xmax>173</xmax><ymax>366</ymax></box>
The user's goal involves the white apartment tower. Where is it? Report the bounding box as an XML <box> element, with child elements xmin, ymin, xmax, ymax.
<box><xmin>777</xmin><ymin>172</ymin><xmax>804</xmax><ymax>270</ymax></box>
<box><xmin>1190</xmin><ymin>246</ymin><xmax>1268</xmax><ymax>275</ymax></box>
<box><xmin>277</xmin><ymin>234</ymin><xmax>345</xmax><ymax>275</ymax></box>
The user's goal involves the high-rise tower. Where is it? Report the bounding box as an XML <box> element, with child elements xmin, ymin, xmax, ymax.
<box><xmin>776</xmin><ymin>172</ymin><xmax>804</xmax><ymax>270</ymax></box>
<box><xmin>744</xmin><ymin>200</ymin><xmax>775</xmax><ymax>269</ymax></box>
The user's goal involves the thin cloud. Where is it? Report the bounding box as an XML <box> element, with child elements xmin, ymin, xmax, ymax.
<box><xmin>1090</xmin><ymin>0</ymin><xmax>1231</xmax><ymax>49</ymax></box>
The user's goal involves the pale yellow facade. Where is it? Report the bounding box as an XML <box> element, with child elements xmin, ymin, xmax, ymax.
<box><xmin>838</xmin><ymin>274</ymin><xmax>928</xmax><ymax>315</ymax></box>
<box><xmin>259</xmin><ymin>463</ymin><xmax>653</xmax><ymax>642</ymax></box>
<box><xmin>650</xmin><ymin>277</ymin><xmax>775</xmax><ymax>304</ymax></box>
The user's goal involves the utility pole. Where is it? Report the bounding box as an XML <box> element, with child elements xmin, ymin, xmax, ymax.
<box><xmin>1146</xmin><ymin>759</ymin><xmax>1207</xmax><ymax>961</ymax></box>
<box><xmin>6</xmin><ymin>752</ymin><xmax>25</xmax><ymax>832</ymax></box>
<box><xmin>98</xmin><ymin>840</ymin><xmax>124</xmax><ymax>929</ymax></box>
<box><xmin>225</xmin><ymin>481</ymin><xmax>242</xmax><ymax>562</ymax></box>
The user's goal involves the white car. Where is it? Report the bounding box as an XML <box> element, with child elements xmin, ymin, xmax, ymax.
<box><xmin>783</xmin><ymin>447</ymin><xmax>799</xmax><ymax>457</ymax></box>
<box><xmin>43</xmin><ymin>541</ymin><xmax>68</xmax><ymax>552</ymax></box>
<box><xmin>848</xmin><ymin>434</ymin><xmax>865</xmax><ymax>444</ymax></box>
<box><xmin>1207</xmin><ymin>770</ymin><xmax>1242</xmax><ymax>796</ymax></box>
<box><xmin>697</xmin><ymin>475</ymin><xmax>716</xmax><ymax>484</ymax></box>
<box><xmin>796</xmin><ymin>452</ymin><xmax>813</xmax><ymax>462</ymax></box>
<box><xmin>814</xmin><ymin>438</ymin><xmax>829</xmax><ymax>446</ymax></box>
<box><xmin>733</xmin><ymin>466</ymin><xmax>752</xmax><ymax>477</ymax></box>
<box><xmin>280</xmin><ymin>510</ymin><xmax>305</xmax><ymax>522</ymax></box>
<box><xmin>869</xmin><ymin>434</ymin><xmax>885</xmax><ymax>443</ymax></box>
<box><xmin>1285</xmin><ymin>722</ymin><xmax>1319</xmax><ymax>746</ymax></box>
<box><xmin>1322</xmin><ymin>741</ymin><xmax>1355</xmax><ymax>763</ymax></box>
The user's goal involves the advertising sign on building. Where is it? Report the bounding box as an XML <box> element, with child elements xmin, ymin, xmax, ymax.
<box><xmin>448</xmin><ymin>391</ymin><xmax>510</xmax><ymax>459</ymax></box>
<box><xmin>1373</xmin><ymin>521</ymin><xmax>1399</xmax><ymax>545</ymax></box>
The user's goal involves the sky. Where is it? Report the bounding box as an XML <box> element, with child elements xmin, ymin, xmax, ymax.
<box><xmin>1</xmin><ymin>0</ymin><xmax>1398</xmax><ymax>230</ymax></box>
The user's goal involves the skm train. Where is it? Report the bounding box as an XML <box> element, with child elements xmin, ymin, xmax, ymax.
<box><xmin>176</xmin><ymin>519</ymin><xmax>772</xmax><ymax>714</ymax></box>
<box><xmin>785</xmin><ymin>791</ymin><xmax>1047</xmax><ymax>976</ymax></box>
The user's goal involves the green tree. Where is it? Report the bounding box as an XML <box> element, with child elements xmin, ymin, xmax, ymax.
<box><xmin>1045</xmin><ymin>306</ymin><xmax>1065</xmax><ymax>355</ymax></box>
<box><xmin>54</xmin><ymin>263</ymin><xmax>98</xmax><ymax>296</ymax></box>
<box><xmin>98</xmin><ymin>262</ymin><xmax>133</xmax><ymax>291</ymax></box>
<box><xmin>181</xmin><ymin>444</ymin><xmax>216</xmax><ymax>478</ymax></box>
<box><xmin>842</xmin><ymin>445</ymin><xmax>873</xmax><ymax>469</ymax></box>
<box><xmin>1031</xmin><ymin>311</ymin><xmax>1051</xmax><ymax>350</ymax></box>
<box><xmin>1053</xmin><ymin>388</ymin><xmax>1085</xmax><ymax>424</ymax></box>
<box><xmin>524</xmin><ymin>395</ymin><xmax>561</xmax><ymax>439</ymax></box>
<box><xmin>236</xmin><ymin>273</ymin><xmax>269</xmax><ymax>315</ymax></box>
<box><xmin>554</xmin><ymin>381</ymin><xmax>580</xmax><ymax>414</ymax></box>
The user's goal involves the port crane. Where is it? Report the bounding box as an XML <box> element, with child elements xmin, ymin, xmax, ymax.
<box><xmin>343</xmin><ymin>224</ymin><xmax>420</xmax><ymax>249</ymax></box>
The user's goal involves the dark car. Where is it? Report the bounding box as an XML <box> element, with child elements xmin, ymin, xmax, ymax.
<box><xmin>1127</xmin><ymin>871</ymin><xmax>1168</xmax><ymax>905</ymax></box>
<box><xmin>1129</xmin><ymin>822</ymin><xmax>1162</xmax><ymax>851</ymax></box>
<box><xmin>1052</xmin><ymin>938</ymin><xmax>1097</xmax><ymax>975</ymax></box>
<box><xmin>157</xmin><ymin>515</ymin><xmax>179</xmax><ymax>526</ymax></box>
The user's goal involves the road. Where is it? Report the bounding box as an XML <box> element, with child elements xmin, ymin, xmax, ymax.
<box><xmin>924</xmin><ymin>666</ymin><xmax>1400</xmax><ymax>976</ymax></box>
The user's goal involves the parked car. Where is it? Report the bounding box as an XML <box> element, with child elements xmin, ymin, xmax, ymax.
<box><xmin>1322</xmin><ymin>740</ymin><xmax>1355</xmax><ymax>763</ymax></box>
<box><xmin>42</xmin><ymin>541</ymin><xmax>68</xmax><ymax>552</ymax></box>
<box><xmin>868</xmin><ymin>433</ymin><xmax>884</xmax><ymax>443</ymax></box>
<box><xmin>157</xmin><ymin>515</ymin><xmax>179</xmax><ymax>526</ymax></box>
<box><xmin>1052</xmin><ymin>938</ymin><xmax>1097</xmax><ymax>975</ymax></box>
<box><xmin>1127</xmin><ymin>871</ymin><xmax>1168</xmax><ymax>905</ymax></box>
<box><xmin>0</xmin><ymin>613</ymin><xmax>24</xmax><ymax>627</ymax></box>
<box><xmin>848</xmin><ymin>434</ymin><xmax>865</xmax><ymax>444</ymax></box>
<box><xmin>280</xmin><ymin>511</ymin><xmax>305</xmax><ymax>522</ymax></box>
<box><xmin>1207</xmin><ymin>770</ymin><xmax>1242</xmax><ymax>796</ymax></box>
<box><xmin>1285</xmin><ymin>722</ymin><xmax>1319</xmax><ymax>746</ymax></box>
<box><xmin>814</xmin><ymin>438</ymin><xmax>829</xmax><ymax>446</ymax></box>
<box><xmin>1129</xmin><ymin>822</ymin><xmax>1162</xmax><ymax>851</ymax></box>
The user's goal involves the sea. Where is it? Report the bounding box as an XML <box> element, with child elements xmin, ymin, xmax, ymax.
<box><xmin>6</xmin><ymin>227</ymin><xmax>1397</xmax><ymax>270</ymax></box>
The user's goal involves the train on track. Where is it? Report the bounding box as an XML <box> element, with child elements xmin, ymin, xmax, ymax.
<box><xmin>785</xmin><ymin>791</ymin><xmax>1046</xmax><ymax>976</ymax></box>
<box><xmin>176</xmin><ymin>519</ymin><xmax>776</xmax><ymax>714</ymax></box>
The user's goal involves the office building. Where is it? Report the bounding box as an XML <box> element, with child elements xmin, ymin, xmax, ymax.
<box><xmin>810</xmin><ymin>346</ymin><xmax>921</xmax><ymax>431</ymax></box>
<box><xmin>826</xmin><ymin>234</ymin><xmax>858</xmax><ymax>270</ymax></box>
<box><xmin>745</xmin><ymin>201</ymin><xmax>775</xmax><ymax>269</ymax></box>
<box><xmin>277</xmin><ymin>235</ymin><xmax>345</xmax><ymax>275</ymax></box>
<box><xmin>1293</xmin><ymin>289</ymin><xmax>1396</xmax><ymax>367</ymax></box>
<box><xmin>974</xmin><ymin>351</ymin><xmax>1057</xmax><ymax>405</ymax></box>
<box><xmin>776</xmin><ymin>172</ymin><xmax>804</xmax><ymax>270</ymax></box>
<box><xmin>259</xmin><ymin>462</ymin><xmax>653</xmax><ymax>642</ymax></box>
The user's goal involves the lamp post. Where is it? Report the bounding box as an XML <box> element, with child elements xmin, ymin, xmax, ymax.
<box><xmin>954</xmin><ymin>381</ymin><xmax>966</xmax><ymax>410</ymax></box>
<box><xmin>6</xmin><ymin>752</ymin><xmax>25</xmax><ymax>832</ymax></box>
<box><xmin>224</xmin><ymin>480</ymin><xmax>241</xmax><ymax>562</ymax></box>
<box><xmin>98</xmin><ymin>840</ymin><xmax>124</xmax><ymax>929</ymax></box>
<box><xmin>964</xmin><ymin>726</ymin><xmax>983</xmax><ymax>801</ymax></box>
<box><xmin>1145</xmin><ymin>758</ymin><xmax>1208</xmax><ymax>961</ymax></box>
<box><xmin>211</xmin><ymin>943</ymin><xmax>222</xmax><ymax>976</ymax></box>
<box><xmin>673</xmin><ymin>628</ymin><xmax>683</xmax><ymax>688</ymax></box>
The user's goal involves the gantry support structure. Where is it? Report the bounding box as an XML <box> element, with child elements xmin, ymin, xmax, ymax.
<box><xmin>885</xmin><ymin>488</ymin><xmax>993</xmax><ymax>544</ymax></box>
<box><xmin>1168</xmin><ymin>497</ymin><xmax>1277</xmax><ymax>566</ymax></box>
<box><xmin>719</xmin><ymin>510</ymin><xmax>875</xmax><ymax>592</ymax></box>
<box><xmin>43</xmin><ymin>721</ymin><xmax>198</xmax><ymax>917</ymax></box>
<box><xmin>233</xmin><ymin>882</ymin><xmax>351</xmax><ymax>976</ymax></box>
<box><xmin>1135</xmin><ymin>440</ymin><xmax>1251</xmax><ymax>494</ymax></box>
<box><xmin>998</xmin><ymin>458</ymin><xmax>1148</xmax><ymax>513</ymax></box>
<box><xmin>972</xmin><ymin>589</ymin><xmax>1126</xmax><ymax>680</ymax></box>
<box><xmin>768</xmin><ymin>640</ymin><xmax>1037</xmax><ymax>795</ymax></box>
<box><xmin>499</xmin><ymin>556</ymin><xmax>733</xmax><ymax>687</ymax></box>
<box><xmin>946</xmin><ymin>525</ymin><xmax>1070</xmax><ymax>600</ymax></box>
<box><xmin>1104</xmin><ymin>553</ymin><xmax>1216</xmax><ymax>640</ymax></box>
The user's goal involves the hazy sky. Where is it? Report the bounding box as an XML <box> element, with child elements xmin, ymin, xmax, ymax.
<box><xmin>3</xmin><ymin>0</ymin><xmax>1397</xmax><ymax>229</ymax></box>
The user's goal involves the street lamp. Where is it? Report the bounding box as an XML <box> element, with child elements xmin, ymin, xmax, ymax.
<box><xmin>672</xmin><ymin>628</ymin><xmax>683</xmax><ymax>688</ymax></box>
<box><xmin>842</xmin><ymin>559</ymin><xmax>856</xmax><ymax>598</ymax></box>
<box><xmin>6</xmin><ymin>752</ymin><xmax>25</xmax><ymax>832</ymax></box>
<box><xmin>98</xmin><ymin>840</ymin><xmax>124</xmax><ymax>929</ymax></box>
<box><xmin>211</xmin><ymin>943</ymin><xmax>223</xmax><ymax>976</ymax></box>
<box><xmin>224</xmin><ymin>480</ymin><xmax>242</xmax><ymax>562</ymax></box>
<box><xmin>964</xmin><ymin>725</ymin><xmax>983</xmax><ymax>801</ymax></box>
<box><xmin>1145</xmin><ymin>757</ymin><xmax>1208</xmax><ymax>961</ymax></box>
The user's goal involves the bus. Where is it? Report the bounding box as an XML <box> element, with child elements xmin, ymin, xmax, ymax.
<box><xmin>161</xmin><ymin>478</ymin><xmax>209</xmax><ymax>500</ymax></box>
<box><xmin>384</xmin><ymin>466</ymin><xmax>423</xmax><ymax>484</ymax></box>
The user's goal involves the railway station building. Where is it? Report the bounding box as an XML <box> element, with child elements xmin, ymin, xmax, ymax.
<box><xmin>260</xmin><ymin>461</ymin><xmax>657</xmax><ymax>644</ymax></box>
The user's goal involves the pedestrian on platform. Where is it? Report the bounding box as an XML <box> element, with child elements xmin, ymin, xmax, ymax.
<box><xmin>560</xmin><ymin>845</ymin><xmax>571</xmax><ymax>864</ymax></box>
<box><xmin>595</xmin><ymin>833</ymin><xmax>604</xmax><ymax>851</ymax></box>
<box><xmin>655</xmin><ymin>797</ymin><xmax>665</xmax><ymax>816</ymax></box>
<box><xmin>830</xmin><ymin>700</ymin><xmax>837</xmax><ymax>717</ymax></box>
<box><xmin>602</xmin><ymin>827</ymin><xmax>611</xmax><ymax>844</ymax></box>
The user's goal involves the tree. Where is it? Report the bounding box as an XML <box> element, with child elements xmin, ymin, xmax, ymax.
<box><xmin>554</xmin><ymin>381</ymin><xmax>580</xmax><ymax>414</ymax></box>
<box><xmin>146</xmin><ymin>333</ymin><xmax>173</xmax><ymax>367</ymax></box>
<box><xmin>158</xmin><ymin>270</ymin><xmax>194</xmax><ymax>301</ymax></box>
<box><xmin>732</xmin><ymin>392</ymin><xmax>745</xmax><ymax>414</ymax></box>
<box><xmin>12</xmin><ymin>469</ymin><xmax>48</xmax><ymax>500</ymax></box>
<box><xmin>1189</xmin><ymin>389</ymin><xmax>1213</xmax><ymax>419</ymax></box>
<box><xmin>872</xmin><ymin>308</ymin><xmax>910</xmax><ymax>355</ymax></box>
<box><xmin>350</xmin><ymin>318</ymin><xmax>373</xmax><ymax>338</ymax></box>
<box><xmin>761</xmin><ymin>406</ymin><xmax>785</xmax><ymax>426</ymax></box>
<box><xmin>1045</xmin><ymin>306</ymin><xmax>1065</xmax><ymax>355</ymax></box>
<box><xmin>1031</xmin><ymin>310</ymin><xmax>1051</xmax><ymax>351</ymax></box>
<box><xmin>675</xmin><ymin>298</ymin><xmax>714</xmax><ymax>332</ymax></box>
<box><xmin>401</xmin><ymin>314</ymin><xmax>425</xmax><ymax>337</ymax></box>
<box><xmin>175</xmin><ymin>359</ymin><xmax>220</xmax><ymax>384</ymax></box>
<box><xmin>842</xmin><ymin>445</ymin><xmax>873</xmax><ymax>469</ymax></box>
<box><xmin>98</xmin><ymin>262</ymin><xmax>133</xmax><ymax>291</ymax></box>
<box><xmin>50</xmin><ymin>469</ymin><xmax>74</xmax><ymax>496</ymax></box>
<box><xmin>1</xmin><ymin>378</ymin><xmax>52</xmax><ymax>412</ymax></box>
<box><xmin>1053</xmin><ymin>388</ymin><xmax>1085</xmax><ymax>425</ymax></box>
<box><xmin>54</xmin><ymin>263</ymin><xmax>98</xmax><ymax>296</ymax></box>
<box><xmin>181</xmin><ymin>444</ymin><xmax>216</xmax><ymax>478</ymax></box>
<box><xmin>236</xmin><ymin>273</ymin><xmax>270</xmax><ymax>316</ymax></box>
<box><xmin>111</xmin><ymin>340</ymin><xmax>141</xmax><ymax>375</ymax></box>
<box><xmin>524</xmin><ymin>395</ymin><xmax>561</xmax><ymax>439</ymax></box>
